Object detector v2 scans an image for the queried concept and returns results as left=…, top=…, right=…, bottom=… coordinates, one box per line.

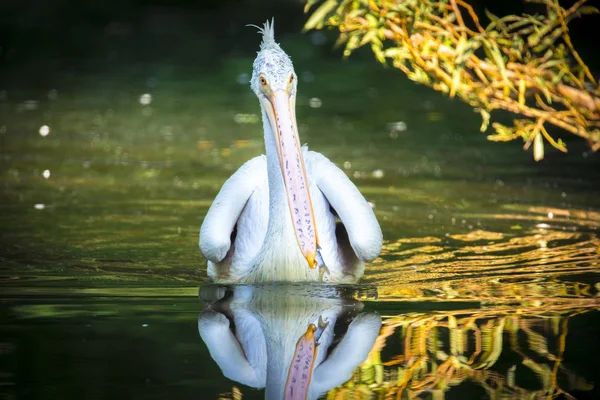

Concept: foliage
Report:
left=304, top=0, right=600, bottom=160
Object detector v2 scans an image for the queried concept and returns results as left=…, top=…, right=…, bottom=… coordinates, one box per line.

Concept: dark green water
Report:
left=1, top=8, right=599, bottom=399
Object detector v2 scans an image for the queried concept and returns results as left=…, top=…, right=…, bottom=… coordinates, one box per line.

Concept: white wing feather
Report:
left=308, top=151, right=383, bottom=262
left=199, top=156, right=266, bottom=263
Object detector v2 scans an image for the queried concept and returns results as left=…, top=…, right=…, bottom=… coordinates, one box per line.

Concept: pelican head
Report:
left=249, top=20, right=320, bottom=270
left=250, top=20, right=297, bottom=100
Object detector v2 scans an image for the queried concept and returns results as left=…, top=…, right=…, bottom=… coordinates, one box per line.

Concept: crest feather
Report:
left=247, top=18, right=277, bottom=49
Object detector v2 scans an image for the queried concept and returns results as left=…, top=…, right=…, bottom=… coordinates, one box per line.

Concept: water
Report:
left=1, top=10, right=599, bottom=399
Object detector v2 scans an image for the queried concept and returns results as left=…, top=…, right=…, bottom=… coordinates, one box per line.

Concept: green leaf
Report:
left=359, top=29, right=378, bottom=47
left=366, top=14, right=379, bottom=28
left=485, top=9, right=507, bottom=33
left=304, top=0, right=338, bottom=31
left=527, top=27, right=541, bottom=47
left=347, top=8, right=366, bottom=19
left=479, top=109, right=491, bottom=132
left=344, top=34, right=361, bottom=57
left=304, top=0, right=322, bottom=13
left=372, top=43, right=386, bottom=64
left=482, top=38, right=511, bottom=91
left=577, top=6, right=599, bottom=15
left=534, top=76, right=552, bottom=103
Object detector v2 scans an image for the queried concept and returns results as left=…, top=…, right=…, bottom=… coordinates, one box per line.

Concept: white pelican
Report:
left=199, top=20, right=382, bottom=283
left=198, top=284, right=382, bottom=399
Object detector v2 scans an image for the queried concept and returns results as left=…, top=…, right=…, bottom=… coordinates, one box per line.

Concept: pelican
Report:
left=198, top=284, right=382, bottom=399
left=199, top=20, right=382, bottom=283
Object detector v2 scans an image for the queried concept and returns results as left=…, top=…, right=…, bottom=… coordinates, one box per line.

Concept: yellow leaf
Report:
left=449, top=68, right=461, bottom=98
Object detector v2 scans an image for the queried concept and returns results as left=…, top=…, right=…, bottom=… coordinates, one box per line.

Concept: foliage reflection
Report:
left=329, top=304, right=596, bottom=399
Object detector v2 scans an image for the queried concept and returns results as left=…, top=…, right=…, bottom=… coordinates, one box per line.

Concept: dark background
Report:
left=1, top=0, right=598, bottom=87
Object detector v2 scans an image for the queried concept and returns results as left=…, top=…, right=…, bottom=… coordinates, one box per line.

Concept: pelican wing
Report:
left=199, top=156, right=266, bottom=263
left=309, top=151, right=382, bottom=262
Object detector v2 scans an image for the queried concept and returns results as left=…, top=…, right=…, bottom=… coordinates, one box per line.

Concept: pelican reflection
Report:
left=198, top=283, right=381, bottom=399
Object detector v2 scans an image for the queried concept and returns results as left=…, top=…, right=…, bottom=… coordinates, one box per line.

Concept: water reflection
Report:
left=331, top=304, right=597, bottom=399
left=370, top=220, right=599, bottom=302
left=198, top=284, right=381, bottom=399
left=200, top=284, right=598, bottom=399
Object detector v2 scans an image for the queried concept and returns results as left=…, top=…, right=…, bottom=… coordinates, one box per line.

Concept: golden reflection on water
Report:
left=326, top=304, right=597, bottom=399
left=369, top=206, right=599, bottom=304
left=214, top=303, right=598, bottom=399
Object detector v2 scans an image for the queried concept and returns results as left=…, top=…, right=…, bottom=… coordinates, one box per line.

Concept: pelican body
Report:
left=199, top=20, right=382, bottom=283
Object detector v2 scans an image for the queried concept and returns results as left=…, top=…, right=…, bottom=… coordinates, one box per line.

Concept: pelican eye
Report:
left=289, top=74, right=294, bottom=84
left=260, top=75, right=267, bottom=86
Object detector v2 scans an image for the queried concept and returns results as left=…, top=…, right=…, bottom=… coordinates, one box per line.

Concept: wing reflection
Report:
left=198, top=284, right=382, bottom=399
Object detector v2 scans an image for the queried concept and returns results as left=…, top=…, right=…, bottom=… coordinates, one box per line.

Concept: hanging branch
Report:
left=304, top=0, right=600, bottom=160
